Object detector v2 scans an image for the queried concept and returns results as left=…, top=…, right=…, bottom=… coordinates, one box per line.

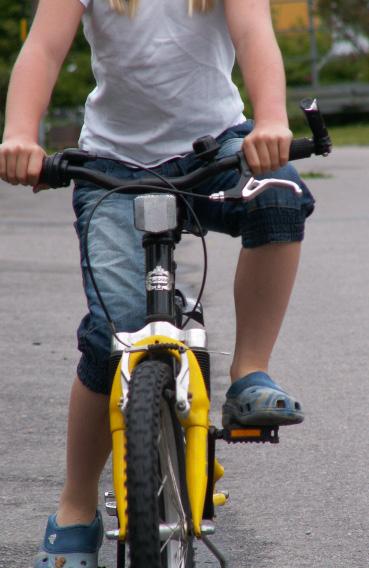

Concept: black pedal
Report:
left=216, top=426, right=279, bottom=444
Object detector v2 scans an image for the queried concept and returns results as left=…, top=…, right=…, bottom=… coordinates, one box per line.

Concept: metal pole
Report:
left=307, top=0, right=319, bottom=87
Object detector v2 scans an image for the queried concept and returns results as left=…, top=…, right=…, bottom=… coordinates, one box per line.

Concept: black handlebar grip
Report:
left=300, top=98, right=328, bottom=138
left=37, top=157, right=49, bottom=185
left=38, top=153, right=70, bottom=188
left=289, top=137, right=315, bottom=161
left=300, top=98, right=332, bottom=155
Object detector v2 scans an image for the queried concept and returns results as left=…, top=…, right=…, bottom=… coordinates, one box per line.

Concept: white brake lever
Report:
left=242, top=177, right=302, bottom=201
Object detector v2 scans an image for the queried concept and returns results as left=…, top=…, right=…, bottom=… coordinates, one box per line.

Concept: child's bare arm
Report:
left=225, top=0, right=292, bottom=174
left=0, top=0, right=84, bottom=186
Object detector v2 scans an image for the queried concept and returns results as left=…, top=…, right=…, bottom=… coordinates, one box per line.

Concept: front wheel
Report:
left=125, top=359, right=195, bottom=568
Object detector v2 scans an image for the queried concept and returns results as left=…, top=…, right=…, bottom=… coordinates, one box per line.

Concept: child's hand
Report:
left=242, top=122, right=292, bottom=176
left=0, top=137, right=46, bottom=190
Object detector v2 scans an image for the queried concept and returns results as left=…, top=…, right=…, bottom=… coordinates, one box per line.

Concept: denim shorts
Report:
left=73, top=120, right=315, bottom=394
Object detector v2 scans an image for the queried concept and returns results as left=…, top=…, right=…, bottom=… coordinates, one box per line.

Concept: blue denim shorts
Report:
left=73, top=120, right=315, bottom=394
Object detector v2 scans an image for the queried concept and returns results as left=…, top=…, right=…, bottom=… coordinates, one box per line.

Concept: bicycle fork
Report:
left=108, top=334, right=210, bottom=538
left=107, top=331, right=279, bottom=568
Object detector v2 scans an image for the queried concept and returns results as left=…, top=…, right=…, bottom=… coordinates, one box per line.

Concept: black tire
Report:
left=125, top=359, right=195, bottom=568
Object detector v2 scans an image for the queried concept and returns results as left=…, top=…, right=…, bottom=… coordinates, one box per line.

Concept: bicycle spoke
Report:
left=158, top=474, right=168, bottom=498
left=161, top=534, right=187, bottom=568
left=160, top=521, right=181, bottom=551
left=160, top=419, right=186, bottom=523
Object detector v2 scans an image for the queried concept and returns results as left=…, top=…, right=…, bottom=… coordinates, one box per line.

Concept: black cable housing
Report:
left=82, top=180, right=208, bottom=346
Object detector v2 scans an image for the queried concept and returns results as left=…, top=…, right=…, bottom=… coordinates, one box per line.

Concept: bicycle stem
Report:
left=143, top=231, right=178, bottom=325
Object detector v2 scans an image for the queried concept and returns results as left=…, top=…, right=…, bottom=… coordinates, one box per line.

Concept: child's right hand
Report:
left=0, top=137, right=46, bottom=189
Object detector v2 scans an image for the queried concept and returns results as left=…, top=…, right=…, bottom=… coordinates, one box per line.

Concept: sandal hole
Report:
left=276, top=399, right=286, bottom=409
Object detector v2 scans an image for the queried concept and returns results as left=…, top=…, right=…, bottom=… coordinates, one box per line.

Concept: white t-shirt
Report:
left=78, top=0, right=245, bottom=166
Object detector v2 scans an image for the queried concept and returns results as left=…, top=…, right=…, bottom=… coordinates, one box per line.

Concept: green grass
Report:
left=292, top=121, right=369, bottom=146
left=298, top=171, right=333, bottom=179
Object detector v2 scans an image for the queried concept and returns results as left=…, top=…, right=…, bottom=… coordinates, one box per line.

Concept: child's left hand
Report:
left=242, top=122, right=293, bottom=176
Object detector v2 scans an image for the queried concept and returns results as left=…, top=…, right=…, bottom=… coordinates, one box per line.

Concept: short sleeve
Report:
left=79, top=0, right=90, bottom=7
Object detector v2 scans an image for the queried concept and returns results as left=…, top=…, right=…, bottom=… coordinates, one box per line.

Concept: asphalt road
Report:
left=0, top=147, right=368, bottom=568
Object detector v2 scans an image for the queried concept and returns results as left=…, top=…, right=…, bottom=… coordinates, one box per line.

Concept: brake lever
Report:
left=209, top=151, right=302, bottom=202
left=209, top=151, right=251, bottom=201
left=241, top=177, right=302, bottom=201
left=210, top=174, right=302, bottom=202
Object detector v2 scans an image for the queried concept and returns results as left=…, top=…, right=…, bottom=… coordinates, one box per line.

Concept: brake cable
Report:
left=82, top=177, right=210, bottom=347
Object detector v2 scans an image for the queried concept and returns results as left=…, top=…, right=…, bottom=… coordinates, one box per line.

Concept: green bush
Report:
left=0, top=3, right=23, bottom=114
left=277, top=32, right=332, bottom=86
left=320, top=54, right=369, bottom=84
left=0, top=14, right=93, bottom=134
left=51, top=51, right=94, bottom=108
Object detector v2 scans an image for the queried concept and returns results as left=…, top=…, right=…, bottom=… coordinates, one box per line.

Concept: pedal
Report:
left=215, top=426, right=279, bottom=444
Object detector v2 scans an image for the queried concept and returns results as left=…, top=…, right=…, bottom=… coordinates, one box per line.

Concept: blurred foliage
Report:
left=277, top=32, right=330, bottom=86
left=1, top=0, right=368, bottom=137
left=0, top=0, right=93, bottom=135
left=278, top=34, right=369, bottom=86
left=318, top=0, right=369, bottom=39
left=0, top=2, right=23, bottom=114
left=232, top=14, right=368, bottom=106
left=322, top=54, right=369, bottom=83
left=51, top=24, right=94, bottom=108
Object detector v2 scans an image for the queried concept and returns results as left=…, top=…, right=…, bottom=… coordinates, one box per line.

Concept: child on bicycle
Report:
left=0, top=0, right=314, bottom=565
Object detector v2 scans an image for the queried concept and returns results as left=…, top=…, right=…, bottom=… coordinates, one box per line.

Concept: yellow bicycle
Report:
left=41, top=99, right=331, bottom=568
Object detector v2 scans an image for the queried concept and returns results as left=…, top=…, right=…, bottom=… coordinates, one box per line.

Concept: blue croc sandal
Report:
left=222, top=371, right=304, bottom=428
left=33, top=511, right=103, bottom=568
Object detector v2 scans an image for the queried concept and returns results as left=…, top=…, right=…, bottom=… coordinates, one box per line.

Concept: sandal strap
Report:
left=226, top=371, right=285, bottom=399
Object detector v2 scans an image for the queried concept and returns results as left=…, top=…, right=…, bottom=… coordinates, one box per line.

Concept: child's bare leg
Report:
left=57, top=378, right=111, bottom=526
left=230, top=242, right=301, bottom=381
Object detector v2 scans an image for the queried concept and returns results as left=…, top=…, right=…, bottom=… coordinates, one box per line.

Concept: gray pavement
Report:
left=0, top=147, right=368, bottom=567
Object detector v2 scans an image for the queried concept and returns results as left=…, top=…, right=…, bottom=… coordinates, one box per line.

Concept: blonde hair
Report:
left=108, top=0, right=214, bottom=17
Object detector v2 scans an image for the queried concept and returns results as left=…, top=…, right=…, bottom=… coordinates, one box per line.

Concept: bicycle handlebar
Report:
left=39, top=98, right=332, bottom=193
